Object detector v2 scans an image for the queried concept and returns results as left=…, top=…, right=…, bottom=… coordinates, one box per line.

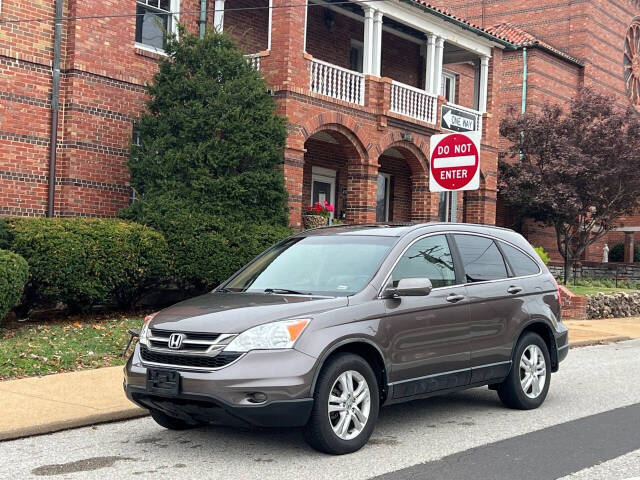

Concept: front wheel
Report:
left=304, top=353, right=379, bottom=454
left=497, top=332, right=551, bottom=410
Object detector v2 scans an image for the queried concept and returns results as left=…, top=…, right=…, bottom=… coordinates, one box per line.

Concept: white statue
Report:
left=603, top=243, right=609, bottom=263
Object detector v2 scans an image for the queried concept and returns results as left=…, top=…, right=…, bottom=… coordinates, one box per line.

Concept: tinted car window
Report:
left=391, top=235, right=457, bottom=288
left=500, top=242, right=541, bottom=277
left=454, top=234, right=508, bottom=282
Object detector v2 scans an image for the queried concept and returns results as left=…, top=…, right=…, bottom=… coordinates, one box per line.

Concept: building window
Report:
left=135, top=0, right=179, bottom=51
left=376, top=173, right=391, bottom=222
left=441, top=70, right=456, bottom=103
left=350, top=40, right=364, bottom=73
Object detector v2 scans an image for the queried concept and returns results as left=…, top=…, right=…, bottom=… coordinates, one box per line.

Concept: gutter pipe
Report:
left=47, top=0, right=63, bottom=217
left=200, top=0, right=207, bottom=38
left=521, top=47, right=528, bottom=115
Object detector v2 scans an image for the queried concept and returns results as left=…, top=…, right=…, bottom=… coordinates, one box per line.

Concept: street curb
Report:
left=0, top=407, right=148, bottom=442
left=569, top=336, right=632, bottom=348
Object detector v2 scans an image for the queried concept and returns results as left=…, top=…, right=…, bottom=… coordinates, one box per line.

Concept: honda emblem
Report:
left=168, top=333, right=185, bottom=350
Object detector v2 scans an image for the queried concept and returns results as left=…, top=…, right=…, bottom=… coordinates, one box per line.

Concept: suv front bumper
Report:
left=124, top=343, right=316, bottom=427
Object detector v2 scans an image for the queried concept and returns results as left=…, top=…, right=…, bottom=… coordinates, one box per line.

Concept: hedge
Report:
left=0, top=249, right=29, bottom=323
left=121, top=196, right=292, bottom=291
left=5, top=218, right=170, bottom=311
left=609, top=242, right=640, bottom=263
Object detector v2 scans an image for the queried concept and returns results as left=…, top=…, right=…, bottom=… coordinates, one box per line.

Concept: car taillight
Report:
left=550, top=271, right=562, bottom=312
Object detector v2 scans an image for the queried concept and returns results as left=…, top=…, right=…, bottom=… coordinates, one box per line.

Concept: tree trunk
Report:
left=563, top=234, right=570, bottom=285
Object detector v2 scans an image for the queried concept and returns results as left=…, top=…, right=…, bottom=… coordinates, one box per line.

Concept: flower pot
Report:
left=302, top=214, right=328, bottom=230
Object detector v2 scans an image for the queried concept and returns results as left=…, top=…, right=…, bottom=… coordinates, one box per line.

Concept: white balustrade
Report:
left=245, top=53, right=261, bottom=70
left=310, top=58, right=365, bottom=105
left=390, top=80, right=438, bottom=124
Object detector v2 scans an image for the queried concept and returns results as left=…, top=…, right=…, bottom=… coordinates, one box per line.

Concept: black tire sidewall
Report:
left=502, top=332, right=552, bottom=409
left=306, top=353, right=380, bottom=454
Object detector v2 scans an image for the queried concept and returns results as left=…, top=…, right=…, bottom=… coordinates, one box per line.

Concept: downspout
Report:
left=47, top=0, right=63, bottom=217
left=199, top=0, right=207, bottom=39
left=521, top=47, right=528, bottom=115
left=519, top=47, right=527, bottom=161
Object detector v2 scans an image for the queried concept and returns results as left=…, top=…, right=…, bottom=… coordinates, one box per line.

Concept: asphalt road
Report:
left=2, top=339, right=640, bottom=480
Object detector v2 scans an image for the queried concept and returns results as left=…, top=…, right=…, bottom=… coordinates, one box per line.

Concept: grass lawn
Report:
left=565, top=285, right=640, bottom=296
left=0, top=315, right=143, bottom=380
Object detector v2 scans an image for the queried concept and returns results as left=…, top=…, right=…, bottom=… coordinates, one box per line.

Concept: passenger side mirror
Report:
left=383, top=278, right=433, bottom=298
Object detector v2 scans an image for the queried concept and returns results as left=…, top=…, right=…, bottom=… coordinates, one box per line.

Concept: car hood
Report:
left=149, top=292, right=348, bottom=334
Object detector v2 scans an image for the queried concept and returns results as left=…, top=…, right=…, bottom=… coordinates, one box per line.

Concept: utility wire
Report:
left=0, top=0, right=389, bottom=26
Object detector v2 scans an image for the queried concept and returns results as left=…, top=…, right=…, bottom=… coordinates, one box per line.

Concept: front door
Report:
left=382, top=234, right=471, bottom=399
left=311, top=167, right=336, bottom=218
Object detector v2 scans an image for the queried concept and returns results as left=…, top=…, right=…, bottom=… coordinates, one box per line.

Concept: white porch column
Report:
left=478, top=55, right=490, bottom=112
left=214, top=0, right=225, bottom=31
left=267, top=0, right=273, bottom=50
left=433, top=37, right=445, bottom=96
left=424, top=34, right=436, bottom=92
left=363, top=7, right=375, bottom=75
left=372, top=10, right=383, bottom=76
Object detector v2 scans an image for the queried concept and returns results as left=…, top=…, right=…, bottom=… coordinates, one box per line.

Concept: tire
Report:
left=497, top=332, right=551, bottom=410
left=304, top=353, right=380, bottom=454
left=150, top=409, right=205, bottom=430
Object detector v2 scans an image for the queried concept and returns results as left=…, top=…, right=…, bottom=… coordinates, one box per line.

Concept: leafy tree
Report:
left=127, top=28, right=288, bottom=225
left=499, top=88, right=640, bottom=283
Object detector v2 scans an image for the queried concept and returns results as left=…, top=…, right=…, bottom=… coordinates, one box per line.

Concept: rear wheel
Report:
left=304, top=353, right=379, bottom=454
left=497, top=332, right=551, bottom=410
left=150, top=409, right=205, bottom=430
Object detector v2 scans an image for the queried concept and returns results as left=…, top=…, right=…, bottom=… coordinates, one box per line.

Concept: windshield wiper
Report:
left=264, top=288, right=310, bottom=295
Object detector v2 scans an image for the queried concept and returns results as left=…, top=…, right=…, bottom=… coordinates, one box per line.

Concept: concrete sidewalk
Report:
left=1, top=317, right=638, bottom=442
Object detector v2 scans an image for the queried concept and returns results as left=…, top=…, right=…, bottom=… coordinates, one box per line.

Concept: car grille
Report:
left=140, top=345, right=242, bottom=369
left=148, top=329, right=229, bottom=354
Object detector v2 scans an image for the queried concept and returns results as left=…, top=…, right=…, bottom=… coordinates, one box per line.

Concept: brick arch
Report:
left=375, top=132, right=430, bottom=173
left=374, top=140, right=429, bottom=177
left=294, top=112, right=371, bottom=163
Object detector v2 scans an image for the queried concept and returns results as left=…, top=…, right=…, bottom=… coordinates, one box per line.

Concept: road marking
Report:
left=370, top=402, right=640, bottom=480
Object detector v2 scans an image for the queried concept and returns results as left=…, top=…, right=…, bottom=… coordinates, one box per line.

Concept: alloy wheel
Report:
left=327, top=370, right=371, bottom=440
left=519, top=344, right=547, bottom=399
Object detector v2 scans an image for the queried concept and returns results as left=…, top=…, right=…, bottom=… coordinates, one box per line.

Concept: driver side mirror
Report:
left=382, top=277, right=433, bottom=298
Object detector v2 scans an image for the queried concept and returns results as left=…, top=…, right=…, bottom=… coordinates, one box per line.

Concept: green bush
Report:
left=6, top=218, right=169, bottom=310
left=0, top=249, right=28, bottom=322
left=0, top=219, right=12, bottom=250
left=609, top=242, right=640, bottom=263
left=533, top=246, right=550, bottom=265
left=121, top=195, right=291, bottom=291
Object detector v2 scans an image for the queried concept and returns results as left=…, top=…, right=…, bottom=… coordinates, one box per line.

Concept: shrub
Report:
left=6, top=218, right=169, bottom=310
left=0, top=219, right=12, bottom=250
left=609, top=242, right=640, bottom=263
left=533, top=246, right=550, bottom=265
left=121, top=195, right=291, bottom=291
left=0, top=249, right=28, bottom=323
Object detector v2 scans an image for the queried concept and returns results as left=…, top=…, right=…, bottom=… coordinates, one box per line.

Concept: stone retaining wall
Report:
left=587, top=292, right=640, bottom=319
left=548, top=262, right=640, bottom=281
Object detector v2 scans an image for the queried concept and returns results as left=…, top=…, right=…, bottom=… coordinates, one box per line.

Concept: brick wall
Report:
left=224, top=0, right=269, bottom=54
left=559, top=285, right=588, bottom=320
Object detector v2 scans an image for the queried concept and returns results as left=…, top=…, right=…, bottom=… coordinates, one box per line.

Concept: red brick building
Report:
left=0, top=0, right=638, bottom=261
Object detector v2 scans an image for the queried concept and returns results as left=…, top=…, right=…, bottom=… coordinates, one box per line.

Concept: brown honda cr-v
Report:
left=124, top=223, right=568, bottom=454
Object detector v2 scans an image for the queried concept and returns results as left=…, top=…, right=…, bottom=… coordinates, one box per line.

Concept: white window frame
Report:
left=350, top=39, right=364, bottom=73
left=134, top=0, right=180, bottom=54
left=311, top=166, right=337, bottom=219
left=441, top=69, right=456, bottom=104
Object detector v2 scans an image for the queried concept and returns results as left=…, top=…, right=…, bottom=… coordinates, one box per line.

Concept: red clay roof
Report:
left=408, top=2, right=514, bottom=45
left=486, top=22, right=584, bottom=65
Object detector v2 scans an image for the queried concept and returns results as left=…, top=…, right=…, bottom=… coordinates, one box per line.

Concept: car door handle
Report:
left=507, top=286, right=523, bottom=295
left=446, top=293, right=465, bottom=303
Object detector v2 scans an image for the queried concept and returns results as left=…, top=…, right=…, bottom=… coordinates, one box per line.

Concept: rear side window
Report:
left=454, top=234, right=508, bottom=282
left=500, top=242, right=541, bottom=277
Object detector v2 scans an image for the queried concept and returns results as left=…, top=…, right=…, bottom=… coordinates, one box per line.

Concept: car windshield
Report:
left=223, top=235, right=397, bottom=296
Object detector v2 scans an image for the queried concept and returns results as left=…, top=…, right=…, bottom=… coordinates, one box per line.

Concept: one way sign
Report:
left=441, top=105, right=479, bottom=133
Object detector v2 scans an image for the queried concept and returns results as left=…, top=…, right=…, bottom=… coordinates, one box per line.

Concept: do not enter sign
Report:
left=429, top=131, right=481, bottom=192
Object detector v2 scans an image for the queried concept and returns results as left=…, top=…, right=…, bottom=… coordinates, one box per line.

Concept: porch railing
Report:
left=310, top=58, right=364, bottom=105
left=390, top=80, right=438, bottom=124
left=444, top=102, right=483, bottom=132
left=245, top=53, right=261, bottom=70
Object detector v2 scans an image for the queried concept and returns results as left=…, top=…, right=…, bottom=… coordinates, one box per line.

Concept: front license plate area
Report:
left=146, top=368, right=180, bottom=396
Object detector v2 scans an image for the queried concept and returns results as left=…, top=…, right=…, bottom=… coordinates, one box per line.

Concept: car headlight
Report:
left=223, top=319, right=311, bottom=353
left=139, top=313, right=157, bottom=346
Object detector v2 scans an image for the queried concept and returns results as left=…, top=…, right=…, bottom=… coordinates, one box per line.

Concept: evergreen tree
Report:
left=127, top=28, right=288, bottom=225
